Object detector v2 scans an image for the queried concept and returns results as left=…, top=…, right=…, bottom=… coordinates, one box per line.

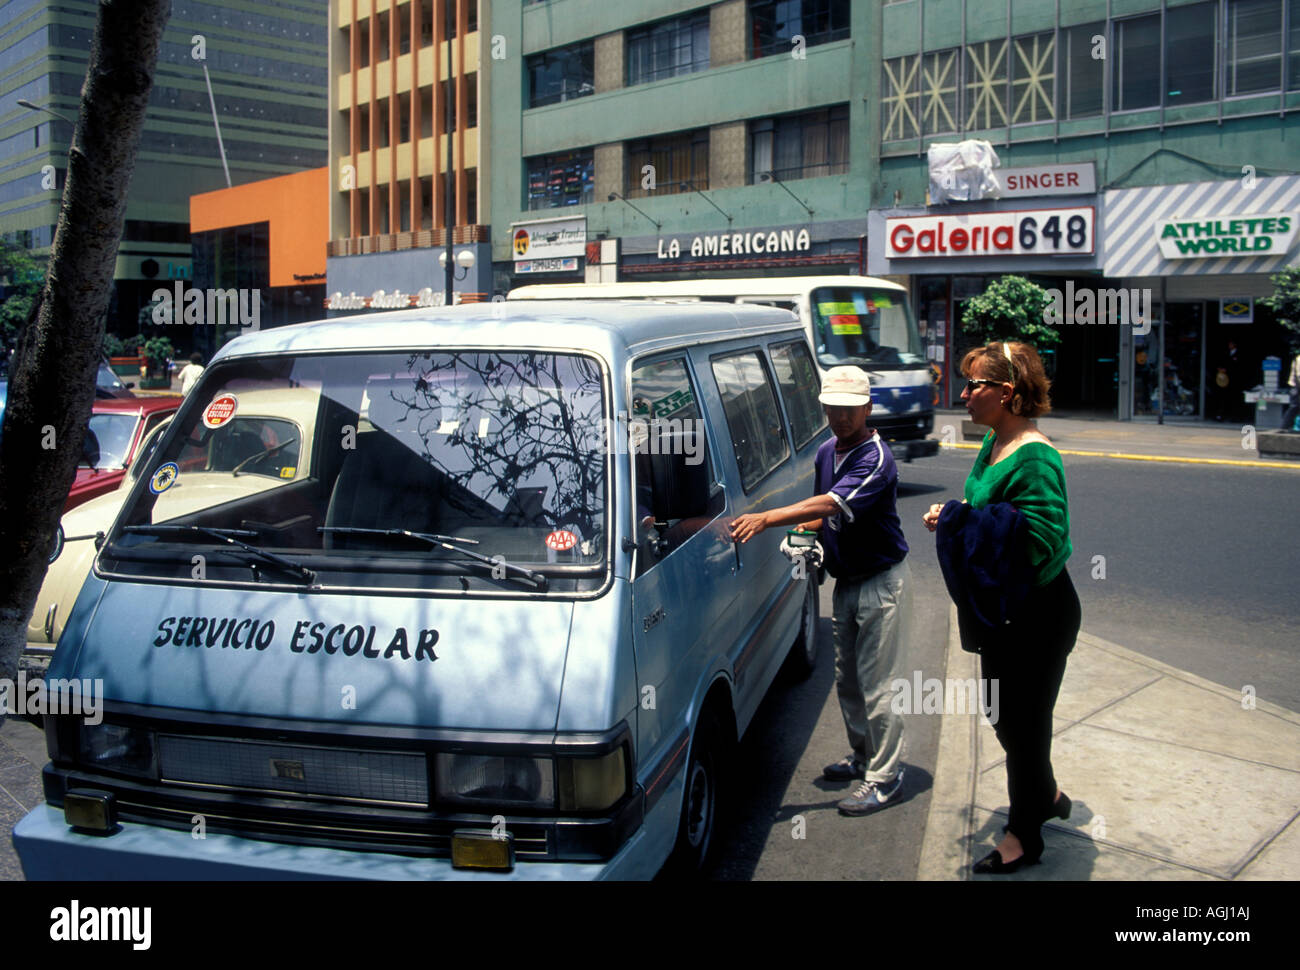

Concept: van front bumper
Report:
left=13, top=803, right=652, bottom=881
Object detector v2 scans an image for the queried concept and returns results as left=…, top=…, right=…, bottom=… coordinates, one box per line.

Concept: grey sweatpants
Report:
left=830, top=559, right=911, bottom=784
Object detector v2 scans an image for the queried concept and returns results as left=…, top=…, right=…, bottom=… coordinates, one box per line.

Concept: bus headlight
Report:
left=79, top=723, right=157, bottom=778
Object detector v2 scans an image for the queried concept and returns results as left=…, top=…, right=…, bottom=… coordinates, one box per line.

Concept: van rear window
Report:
left=768, top=339, right=826, bottom=450
left=710, top=350, right=790, bottom=492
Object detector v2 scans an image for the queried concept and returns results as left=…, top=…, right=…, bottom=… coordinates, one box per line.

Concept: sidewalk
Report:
left=918, top=604, right=1300, bottom=880
left=931, top=409, right=1300, bottom=467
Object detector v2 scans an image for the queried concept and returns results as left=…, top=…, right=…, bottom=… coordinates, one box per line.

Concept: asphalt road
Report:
left=702, top=445, right=1299, bottom=880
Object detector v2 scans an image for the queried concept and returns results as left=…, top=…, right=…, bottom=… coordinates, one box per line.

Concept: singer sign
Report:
left=886, top=207, right=1095, bottom=258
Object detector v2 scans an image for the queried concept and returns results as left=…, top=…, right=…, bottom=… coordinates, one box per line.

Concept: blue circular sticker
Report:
left=149, top=461, right=180, bottom=495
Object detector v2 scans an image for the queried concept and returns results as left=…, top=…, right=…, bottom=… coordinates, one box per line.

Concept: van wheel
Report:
left=784, top=575, right=819, bottom=680
left=664, top=712, right=722, bottom=877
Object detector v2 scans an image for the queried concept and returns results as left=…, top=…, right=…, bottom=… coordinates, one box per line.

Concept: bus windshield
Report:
left=809, top=286, right=925, bottom=369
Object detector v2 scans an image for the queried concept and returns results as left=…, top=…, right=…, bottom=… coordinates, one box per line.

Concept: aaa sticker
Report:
left=149, top=461, right=180, bottom=494
left=202, top=393, right=238, bottom=429
left=545, top=529, right=577, bottom=551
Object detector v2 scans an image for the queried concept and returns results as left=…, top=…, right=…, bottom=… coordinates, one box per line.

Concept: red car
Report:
left=68, top=396, right=181, bottom=511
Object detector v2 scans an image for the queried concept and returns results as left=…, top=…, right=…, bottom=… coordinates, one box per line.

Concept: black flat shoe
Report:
left=1053, top=792, right=1072, bottom=820
left=972, top=849, right=1041, bottom=875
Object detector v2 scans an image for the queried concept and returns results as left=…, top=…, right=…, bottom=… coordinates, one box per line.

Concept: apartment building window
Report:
left=1167, top=2, right=1217, bottom=104
left=626, top=130, right=709, bottom=197
left=526, top=149, right=595, bottom=209
left=1062, top=22, right=1104, bottom=118
left=1010, top=32, right=1055, bottom=123
left=1229, top=0, right=1283, bottom=94
left=358, top=19, right=370, bottom=68
left=749, top=0, right=849, bottom=57
left=1112, top=14, right=1161, bottom=111
left=527, top=42, right=595, bottom=107
left=881, top=54, right=920, bottom=140
left=964, top=39, right=1008, bottom=130
left=749, top=105, right=848, bottom=182
left=922, top=49, right=960, bottom=135
left=627, top=11, right=710, bottom=84
left=467, top=73, right=478, bottom=128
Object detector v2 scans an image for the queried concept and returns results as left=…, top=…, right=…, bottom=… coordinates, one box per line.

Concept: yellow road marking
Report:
left=937, top=441, right=1300, bottom=469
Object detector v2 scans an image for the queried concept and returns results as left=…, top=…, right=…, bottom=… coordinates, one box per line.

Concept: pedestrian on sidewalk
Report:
left=178, top=352, right=205, bottom=396
left=731, top=366, right=911, bottom=816
left=1280, top=351, right=1300, bottom=432
left=923, top=342, right=1080, bottom=874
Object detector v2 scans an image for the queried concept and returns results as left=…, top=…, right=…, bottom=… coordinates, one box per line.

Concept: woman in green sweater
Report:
left=923, top=340, right=1081, bottom=874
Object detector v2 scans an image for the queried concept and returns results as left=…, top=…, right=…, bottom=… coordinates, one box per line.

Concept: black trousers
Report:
left=971, top=569, right=1081, bottom=855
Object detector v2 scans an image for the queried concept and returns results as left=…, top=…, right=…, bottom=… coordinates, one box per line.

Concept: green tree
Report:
left=0, top=241, right=45, bottom=357
left=959, top=275, right=1061, bottom=349
left=1259, top=265, right=1300, bottom=347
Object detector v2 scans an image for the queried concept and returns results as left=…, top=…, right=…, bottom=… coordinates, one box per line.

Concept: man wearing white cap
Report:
left=731, top=366, right=911, bottom=815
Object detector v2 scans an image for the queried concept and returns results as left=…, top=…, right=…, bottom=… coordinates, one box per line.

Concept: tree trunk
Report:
left=0, top=0, right=172, bottom=710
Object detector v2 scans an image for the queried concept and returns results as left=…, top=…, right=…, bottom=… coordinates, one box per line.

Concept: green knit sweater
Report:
left=964, top=431, right=1072, bottom=585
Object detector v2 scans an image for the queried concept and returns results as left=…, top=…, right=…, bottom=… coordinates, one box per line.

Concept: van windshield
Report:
left=810, top=286, right=925, bottom=369
left=103, top=350, right=608, bottom=592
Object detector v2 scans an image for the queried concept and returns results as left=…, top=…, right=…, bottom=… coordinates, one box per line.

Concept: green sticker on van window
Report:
left=829, top=315, right=863, bottom=335
left=818, top=302, right=857, bottom=316
left=871, top=293, right=893, bottom=308
left=650, top=388, right=694, bottom=418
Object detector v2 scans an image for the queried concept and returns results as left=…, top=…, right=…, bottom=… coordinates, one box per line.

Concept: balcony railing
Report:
left=328, top=225, right=488, bottom=258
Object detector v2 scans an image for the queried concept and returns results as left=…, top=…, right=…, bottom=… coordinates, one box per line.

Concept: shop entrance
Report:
left=1134, top=301, right=1203, bottom=417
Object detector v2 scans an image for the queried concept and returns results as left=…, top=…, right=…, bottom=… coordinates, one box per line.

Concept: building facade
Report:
left=326, top=0, right=490, bottom=308
left=0, top=0, right=329, bottom=332
left=488, top=0, right=877, bottom=292
left=871, top=0, right=1300, bottom=416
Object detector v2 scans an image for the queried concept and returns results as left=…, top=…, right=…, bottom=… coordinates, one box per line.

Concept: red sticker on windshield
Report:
left=545, top=530, right=577, bottom=552
left=202, top=393, right=238, bottom=429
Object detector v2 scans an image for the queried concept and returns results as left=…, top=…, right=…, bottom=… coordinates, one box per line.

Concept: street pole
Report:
left=443, top=0, right=455, bottom=307
left=1157, top=276, right=1166, bottom=425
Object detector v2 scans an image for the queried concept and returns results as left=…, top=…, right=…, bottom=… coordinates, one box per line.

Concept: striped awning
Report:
left=1103, top=175, right=1300, bottom=279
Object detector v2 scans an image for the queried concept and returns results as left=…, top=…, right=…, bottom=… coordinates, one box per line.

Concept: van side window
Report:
left=769, top=339, right=826, bottom=450
left=710, top=350, right=790, bottom=492
left=631, top=356, right=722, bottom=574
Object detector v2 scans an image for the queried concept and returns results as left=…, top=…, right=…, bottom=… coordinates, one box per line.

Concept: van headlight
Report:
left=79, top=723, right=157, bottom=778
left=435, top=753, right=554, bottom=808
left=434, top=747, right=628, bottom=812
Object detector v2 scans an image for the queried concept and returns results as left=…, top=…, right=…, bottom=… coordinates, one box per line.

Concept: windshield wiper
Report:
left=122, top=525, right=317, bottom=584
left=318, top=527, right=548, bottom=590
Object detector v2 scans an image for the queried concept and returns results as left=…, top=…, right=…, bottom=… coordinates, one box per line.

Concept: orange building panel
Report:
left=191, top=168, right=329, bottom=289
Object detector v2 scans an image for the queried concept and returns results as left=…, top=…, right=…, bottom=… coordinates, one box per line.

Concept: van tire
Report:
left=784, top=575, right=819, bottom=680
left=664, top=710, right=723, bottom=877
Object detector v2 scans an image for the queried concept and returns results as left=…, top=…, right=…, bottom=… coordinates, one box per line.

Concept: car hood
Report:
left=53, top=579, right=575, bottom=732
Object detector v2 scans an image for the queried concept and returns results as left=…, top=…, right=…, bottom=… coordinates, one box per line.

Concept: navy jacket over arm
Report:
left=934, top=499, right=1033, bottom=650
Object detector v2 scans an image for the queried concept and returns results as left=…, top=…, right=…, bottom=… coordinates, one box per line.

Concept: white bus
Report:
left=509, top=275, right=940, bottom=462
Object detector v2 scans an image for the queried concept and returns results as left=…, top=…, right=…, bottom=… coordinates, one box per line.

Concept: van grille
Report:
left=158, top=735, right=429, bottom=806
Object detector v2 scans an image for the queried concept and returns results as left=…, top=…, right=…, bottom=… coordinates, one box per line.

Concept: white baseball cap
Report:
left=818, top=366, right=872, bottom=406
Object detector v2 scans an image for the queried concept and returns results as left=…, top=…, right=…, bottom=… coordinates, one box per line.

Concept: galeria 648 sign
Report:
left=886, top=207, right=1095, bottom=258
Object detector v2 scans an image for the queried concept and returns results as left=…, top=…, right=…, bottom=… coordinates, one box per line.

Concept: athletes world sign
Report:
left=1156, top=212, right=1298, bottom=259
left=886, top=207, right=1095, bottom=258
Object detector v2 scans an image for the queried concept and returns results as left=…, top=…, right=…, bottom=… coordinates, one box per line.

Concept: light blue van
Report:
left=13, top=301, right=826, bottom=880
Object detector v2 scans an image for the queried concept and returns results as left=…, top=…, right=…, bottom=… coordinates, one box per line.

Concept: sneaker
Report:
left=822, top=756, right=866, bottom=781
left=837, top=770, right=905, bottom=816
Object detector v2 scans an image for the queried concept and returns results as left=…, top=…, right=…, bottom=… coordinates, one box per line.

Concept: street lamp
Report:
left=17, top=99, right=75, bottom=126
left=439, top=248, right=475, bottom=285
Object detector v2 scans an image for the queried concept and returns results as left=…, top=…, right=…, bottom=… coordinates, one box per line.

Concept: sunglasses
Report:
left=963, top=378, right=1004, bottom=393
